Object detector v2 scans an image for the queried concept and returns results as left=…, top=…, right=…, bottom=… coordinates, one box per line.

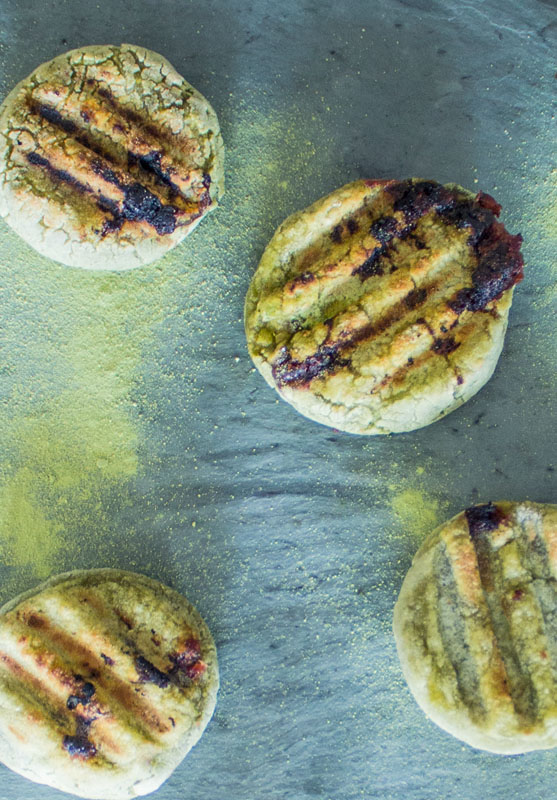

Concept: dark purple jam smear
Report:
left=63, top=733, right=96, bottom=758
left=67, top=681, right=95, bottom=710
left=465, top=502, right=506, bottom=538
left=272, top=341, right=352, bottom=387
left=63, top=717, right=96, bottom=759
left=91, top=160, right=177, bottom=235
left=449, top=222, right=524, bottom=313
left=134, top=655, right=170, bottom=688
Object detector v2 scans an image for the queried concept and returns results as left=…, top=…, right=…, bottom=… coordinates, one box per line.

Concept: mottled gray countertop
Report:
left=0, top=0, right=556, bottom=798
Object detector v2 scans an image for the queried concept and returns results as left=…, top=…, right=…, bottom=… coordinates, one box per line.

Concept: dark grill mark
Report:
left=169, top=638, right=206, bottom=682
left=170, top=638, right=201, bottom=668
left=26, top=99, right=193, bottom=236
left=26, top=152, right=91, bottom=196
left=353, top=249, right=385, bottom=279
left=91, top=159, right=177, bottom=235
left=354, top=203, right=437, bottom=280
left=135, top=655, right=170, bottom=688
left=95, top=86, right=177, bottom=147
left=100, top=652, right=115, bottom=666
left=270, top=180, right=523, bottom=389
left=369, top=216, right=398, bottom=244
left=389, top=179, right=453, bottom=223
left=128, top=149, right=182, bottom=196
left=404, top=287, right=427, bottom=309
left=272, top=289, right=433, bottom=388
left=347, top=217, right=359, bottom=234
left=432, top=336, right=459, bottom=355
left=35, top=103, right=77, bottom=134
left=134, top=638, right=205, bottom=689
left=294, top=272, right=316, bottom=286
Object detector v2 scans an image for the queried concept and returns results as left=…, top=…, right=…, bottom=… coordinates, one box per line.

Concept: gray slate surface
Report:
left=0, top=0, right=556, bottom=798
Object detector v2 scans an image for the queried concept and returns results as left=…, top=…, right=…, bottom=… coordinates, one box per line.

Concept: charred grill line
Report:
left=134, top=639, right=206, bottom=689
left=466, top=505, right=539, bottom=724
left=135, top=655, right=170, bottom=689
left=30, top=98, right=192, bottom=201
left=26, top=151, right=92, bottom=196
left=24, top=97, right=213, bottom=236
left=273, top=283, right=449, bottom=389
left=6, top=610, right=172, bottom=738
left=270, top=182, right=522, bottom=390
left=95, top=86, right=180, bottom=150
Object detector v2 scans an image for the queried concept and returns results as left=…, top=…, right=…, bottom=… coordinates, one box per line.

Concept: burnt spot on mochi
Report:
left=432, top=336, right=459, bottom=356
left=352, top=248, right=385, bottom=279
left=90, top=159, right=178, bottom=235
left=330, top=224, right=343, bottom=243
left=24, top=612, right=46, bottom=629
left=437, top=197, right=496, bottom=244
left=346, top=217, right=359, bottom=234
left=404, top=287, right=427, bottom=309
left=288, top=271, right=316, bottom=292
left=465, top=503, right=507, bottom=539
left=387, top=179, right=453, bottom=223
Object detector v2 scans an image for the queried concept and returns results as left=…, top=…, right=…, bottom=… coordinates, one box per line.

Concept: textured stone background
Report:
left=0, top=0, right=555, bottom=798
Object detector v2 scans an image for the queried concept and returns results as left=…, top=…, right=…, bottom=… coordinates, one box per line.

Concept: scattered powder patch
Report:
left=389, top=487, right=442, bottom=541
left=0, top=245, right=193, bottom=598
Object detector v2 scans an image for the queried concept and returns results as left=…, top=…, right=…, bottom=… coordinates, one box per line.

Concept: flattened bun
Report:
left=394, top=502, right=557, bottom=753
left=0, top=44, right=224, bottom=270
left=245, top=179, right=523, bottom=434
left=0, top=569, right=218, bottom=797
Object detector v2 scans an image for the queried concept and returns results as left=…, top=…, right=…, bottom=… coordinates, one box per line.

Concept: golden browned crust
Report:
left=0, top=569, right=218, bottom=797
left=0, top=44, right=224, bottom=270
left=393, top=502, right=557, bottom=753
left=245, top=179, right=523, bottom=434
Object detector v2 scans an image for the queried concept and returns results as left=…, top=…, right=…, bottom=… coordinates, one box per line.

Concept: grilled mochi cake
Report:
left=0, top=569, right=218, bottom=798
left=245, top=179, right=524, bottom=434
left=394, top=502, right=557, bottom=754
left=0, top=44, right=224, bottom=270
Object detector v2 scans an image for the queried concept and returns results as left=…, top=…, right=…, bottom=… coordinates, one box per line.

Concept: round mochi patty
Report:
left=394, top=502, right=557, bottom=754
left=0, top=569, right=218, bottom=798
left=0, top=44, right=224, bottom=270
left=245, top=179, right=524, bottom=434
